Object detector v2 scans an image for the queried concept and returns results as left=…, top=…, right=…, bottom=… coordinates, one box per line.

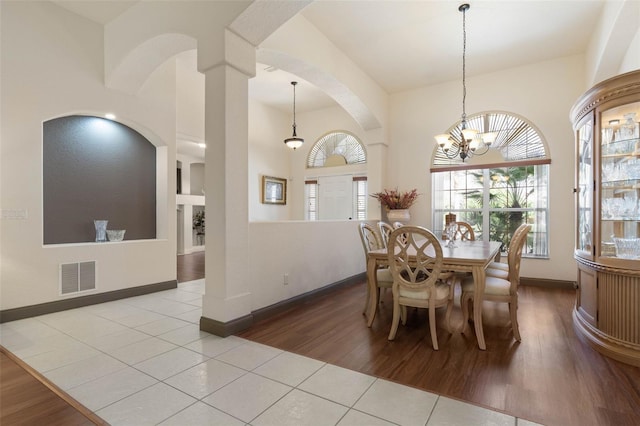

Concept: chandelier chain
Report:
left=461, top=5, right=467, bottom=124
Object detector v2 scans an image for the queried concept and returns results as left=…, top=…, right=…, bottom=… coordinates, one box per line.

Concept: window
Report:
left=431, top=112, right=550, bottom=257
left=353, top=177, right=368, bottom=220
left=307, top=131, right=366, bottom=168
left=305, top=180, right=318, bottom=221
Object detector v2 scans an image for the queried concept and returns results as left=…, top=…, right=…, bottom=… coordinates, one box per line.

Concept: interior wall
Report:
left=388, top=55, right=586, bottom=282
left=189, top=163, right=205, bottom=195
left=248, top=220, right=363, bottom=310
left=0, top=2, right=177, bottom=310
left=248, top=99, right=293, bottom=222
left=43, top=115, right=157, bottom=244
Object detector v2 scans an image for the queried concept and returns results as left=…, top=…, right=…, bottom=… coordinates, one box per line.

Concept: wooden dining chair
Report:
left=358, top=222, right=393, bottom=315
left=485, top=223, right=530, bottom=278
left=377, top=221, right=394, bottom=249
left=392, top=221, right=405, bottom=229
left=460, top=224, right=531, bottom=341
left=387, top=225, right=454, bottom=350
left=453, top=221, right=475, bottom=241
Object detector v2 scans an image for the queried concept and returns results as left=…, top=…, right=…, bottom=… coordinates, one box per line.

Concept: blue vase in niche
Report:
left=94, top=220, right=108, bottom=242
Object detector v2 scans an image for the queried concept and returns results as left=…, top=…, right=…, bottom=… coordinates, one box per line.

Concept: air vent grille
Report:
left=60, top=261, right=96, bottom=294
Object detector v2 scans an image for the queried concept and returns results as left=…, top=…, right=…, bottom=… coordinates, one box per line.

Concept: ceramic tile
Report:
left=159, top=401, right=245, bottom=426
left=354, top=378, right=438, bottom=425
left=108, top=337, right=177, bottom=365
left=185, top=334, right=246, bottom=358
left=2, top=331, right=77, bottom=359
left=0, top=318, right=61, bottom=340
left=337, top=409, right=397, bottom=426
left=82, top=301, right=147, bottom=320
left=158, top=289, right=202, bottom=303
left=96, top=382, right=196, bottom=426
left=174, top=308, right=202, bottom=323
left=134, top=347, right=207, bottom=380
left=22, top=341, right=101, bottom=372
left=134, top=317, right=191, bottom=336
left=178, top=279, right=205, bottom=294
left=157, top=324, right=210, bottom=346
left=149, top=300, right=200, bottom=316
left=253, top=388, right=349, bottom=426
left=67, top=367, right=157, bottom=411
left=202, top=372, right=291, bottom=423
left=43, top=353, right=127, bottom=390
left=114, top=310, right=166, bottom=328
left=299, top=363, right=376, bottom=407
left=427, top=396, right=516, bottom=426
left=81, top=328, right=150, bottom=352
left=253, top=351, right=325, bottom=387
left=214, top=341, right=282, bottom=371
left=164, top=358, right=246, bottom=399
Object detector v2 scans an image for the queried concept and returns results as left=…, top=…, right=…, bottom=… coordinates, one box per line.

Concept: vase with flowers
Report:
left=370, top=188, right=419, bottom=223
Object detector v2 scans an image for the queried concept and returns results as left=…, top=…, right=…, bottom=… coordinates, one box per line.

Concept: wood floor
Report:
left=237, top=282, right=640, bottom=426
left=0, top=346, right=106, bottom=425
left=177, top=251, right=205, bottom=283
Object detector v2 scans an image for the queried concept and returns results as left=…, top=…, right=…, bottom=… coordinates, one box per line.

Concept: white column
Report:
left=365, top=127, right=388, bottom=220
left=200, top=30, right=255, bottom=333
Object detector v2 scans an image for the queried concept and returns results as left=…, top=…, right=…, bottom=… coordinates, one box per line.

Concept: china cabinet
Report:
left=570, top=70, right=640, bottom=366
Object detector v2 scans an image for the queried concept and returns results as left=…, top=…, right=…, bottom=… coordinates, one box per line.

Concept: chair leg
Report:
left=388, top=300, right=401, bottom=341
left=429, top=306, right=439, bottom=350
left=461, top=292, right=472, bottom=333
left=445, top=301, right=453, bottom=334
left=509, top=297, right=521, bottom=342
left=400, top=305, right=407, bottom=325
left=363, top=282, right=370, bottom=315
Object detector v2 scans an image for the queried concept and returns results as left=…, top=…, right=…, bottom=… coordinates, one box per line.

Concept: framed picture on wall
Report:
left=262, top=176, right=287, bottom=205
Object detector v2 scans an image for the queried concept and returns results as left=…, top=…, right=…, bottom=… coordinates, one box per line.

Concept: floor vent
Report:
left=60, top=261, right=96, bottom=294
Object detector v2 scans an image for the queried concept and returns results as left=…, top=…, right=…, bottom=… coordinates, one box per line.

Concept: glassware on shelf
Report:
left=617, top=112, right=639, bottom=141
left=612, top=236, right=640, bottom=259
left=94, top=220, right=108, bottom=242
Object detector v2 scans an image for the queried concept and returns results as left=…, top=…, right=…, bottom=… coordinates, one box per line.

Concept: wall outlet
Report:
left=283, top=273, right=289, bottom=285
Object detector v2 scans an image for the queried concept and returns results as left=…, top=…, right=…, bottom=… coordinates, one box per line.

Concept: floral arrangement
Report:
left=370, top=188, right=419, bottom=210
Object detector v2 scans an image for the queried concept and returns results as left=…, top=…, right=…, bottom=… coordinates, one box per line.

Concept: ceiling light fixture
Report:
left=105, top=113, right=116, bottom=120
left=284, top=81, right=304, bottom=150
left=434, top=4, right=495, bottom=162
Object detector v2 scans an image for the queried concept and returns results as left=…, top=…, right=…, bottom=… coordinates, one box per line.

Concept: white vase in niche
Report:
left=94, top=220, right=108, bottom=242
left=387, top=209, right=410, bottom=224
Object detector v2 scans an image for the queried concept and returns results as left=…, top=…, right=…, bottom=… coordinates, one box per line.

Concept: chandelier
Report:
left=284, top=81, right=304, bottom=150
left=434, top=4, right=496, bottom=162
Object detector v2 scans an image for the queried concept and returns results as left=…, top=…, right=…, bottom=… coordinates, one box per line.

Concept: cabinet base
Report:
left=573, top=308, right=640, bottom=367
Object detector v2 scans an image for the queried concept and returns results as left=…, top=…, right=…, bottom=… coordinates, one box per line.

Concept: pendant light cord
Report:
left=292, top=82, right=298, bottom=137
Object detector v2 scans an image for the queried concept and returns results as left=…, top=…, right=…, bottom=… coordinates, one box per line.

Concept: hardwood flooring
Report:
left=237, top=282, right=640, bottom=426
left=0, top=346, right=106, bottom=425
left=177, top=251, right=205, bottom=283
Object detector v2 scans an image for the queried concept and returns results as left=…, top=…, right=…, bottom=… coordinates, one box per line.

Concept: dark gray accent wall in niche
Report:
left=43, top=115, right=157, bottom=244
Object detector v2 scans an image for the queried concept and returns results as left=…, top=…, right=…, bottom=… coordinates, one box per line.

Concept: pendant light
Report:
left=284, top=81, right=304, bottom=150
left=434, top=4, right=495, bottom=162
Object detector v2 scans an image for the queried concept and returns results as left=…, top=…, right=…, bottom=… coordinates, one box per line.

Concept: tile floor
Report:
left=0, top=280, right=541, bottom=426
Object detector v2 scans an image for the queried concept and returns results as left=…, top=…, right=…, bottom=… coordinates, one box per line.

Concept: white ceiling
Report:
left=52, top=0, right=606, bottom=157
left=52, top=0, right=605, bottom=111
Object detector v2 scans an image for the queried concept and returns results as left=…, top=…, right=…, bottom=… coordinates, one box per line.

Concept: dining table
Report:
left=366, top=238, right=502, bottom=350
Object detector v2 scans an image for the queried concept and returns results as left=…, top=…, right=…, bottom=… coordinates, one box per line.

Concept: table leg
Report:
left=472, top=265, right=487, bottom=350
left=366, top=256, right=379, bottom=327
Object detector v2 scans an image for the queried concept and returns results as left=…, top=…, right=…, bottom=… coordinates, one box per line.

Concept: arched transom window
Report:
left=307, top=131, right=366, bottom=168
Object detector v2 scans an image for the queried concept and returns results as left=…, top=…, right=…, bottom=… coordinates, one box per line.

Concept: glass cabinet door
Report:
left=600, top=101, right=640, bottom=260
left=576, top=117, right=594, bottom=258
